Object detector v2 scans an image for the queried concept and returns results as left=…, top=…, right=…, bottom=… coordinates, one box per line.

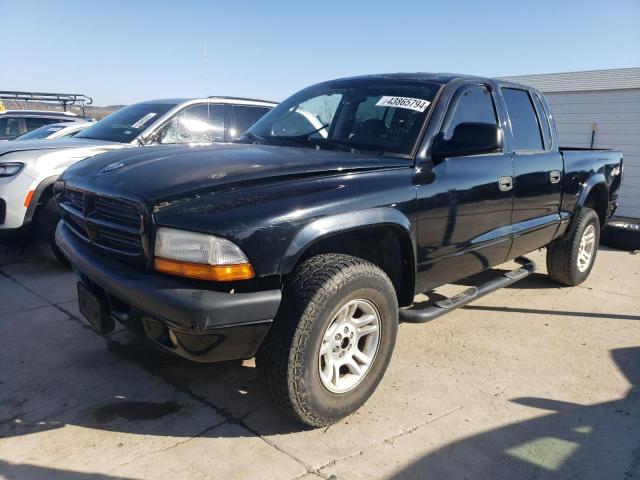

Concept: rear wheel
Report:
left=257, top=254, right=398, bottom=427
left=546, top=207, right=599, bottom=286
left=34, top=196, right=69, bottom=266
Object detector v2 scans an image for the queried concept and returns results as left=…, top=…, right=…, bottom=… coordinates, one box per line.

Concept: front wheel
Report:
left=34, top=196, right=69, bottom=266
left=257, top=254, right=398, bottom=427
left=546, top=207, right=600, bottom=286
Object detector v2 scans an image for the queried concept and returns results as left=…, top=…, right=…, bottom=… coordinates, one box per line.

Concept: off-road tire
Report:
left=546, top=207, right=599, bottom=286
left=34, top=196, right=69, bottom=266
left=256, top=254, right=398, bottom=427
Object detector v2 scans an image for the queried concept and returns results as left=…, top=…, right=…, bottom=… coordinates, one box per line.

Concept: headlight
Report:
left=154, top=227, right=254, bottom=281
left=0, top=162, right=24, bottom=177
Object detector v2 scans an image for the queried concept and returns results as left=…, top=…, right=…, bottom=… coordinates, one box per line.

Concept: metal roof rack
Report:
left=0, top=91, right=93, bottom=114
left=207, top=95, right=278, bottom=104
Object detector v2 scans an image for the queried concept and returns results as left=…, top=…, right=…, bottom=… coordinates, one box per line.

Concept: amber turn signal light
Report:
left=24, top=190, right=35, bottom=208
left=154, top=257, right=255, bottom=281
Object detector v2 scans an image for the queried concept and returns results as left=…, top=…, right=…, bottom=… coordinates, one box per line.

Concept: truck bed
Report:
left=559, top=148, right=623, bottom=220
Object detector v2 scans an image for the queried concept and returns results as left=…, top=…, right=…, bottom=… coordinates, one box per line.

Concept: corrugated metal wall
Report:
left=501, top=68, right=640, bottom=93
left=545, top=89, right=640, bottom=218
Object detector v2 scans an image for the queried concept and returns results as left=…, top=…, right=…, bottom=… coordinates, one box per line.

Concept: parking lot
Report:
left=0, top=245, right=638, bottom=480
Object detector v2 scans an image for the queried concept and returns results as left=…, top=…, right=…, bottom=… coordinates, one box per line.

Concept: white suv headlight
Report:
left=154, top=227, right=254, bottom=281
left=0, top=162, right=24, bottom=177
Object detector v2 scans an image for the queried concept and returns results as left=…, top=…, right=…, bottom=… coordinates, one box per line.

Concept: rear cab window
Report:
left=531, top=93, right=552, bottom=150
left=500, top=88, right=544, bottom=151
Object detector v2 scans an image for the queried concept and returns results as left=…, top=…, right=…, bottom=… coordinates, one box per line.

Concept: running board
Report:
left=399, top=257, right=536, bottom=324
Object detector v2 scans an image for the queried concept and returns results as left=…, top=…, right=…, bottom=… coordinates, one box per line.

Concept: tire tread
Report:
left=546, top=207, right=599, bottom=286
left=257, top=253, right=396, bottom=427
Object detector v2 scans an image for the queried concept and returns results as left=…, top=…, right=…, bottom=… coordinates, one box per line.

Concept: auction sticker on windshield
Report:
left=131, top=112, right=157, bottom=129
left=376, top=96, right=430, bottom=112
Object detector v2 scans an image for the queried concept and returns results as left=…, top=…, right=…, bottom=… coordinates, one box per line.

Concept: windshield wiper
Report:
left=275, top=125, right=360, bottom=153
left=308, top=137, right=359, bottom=153
left=238, top=132, right=269, bottom=145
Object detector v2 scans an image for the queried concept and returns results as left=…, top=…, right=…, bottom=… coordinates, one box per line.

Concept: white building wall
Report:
left=544, top=89, right=640, bottom=218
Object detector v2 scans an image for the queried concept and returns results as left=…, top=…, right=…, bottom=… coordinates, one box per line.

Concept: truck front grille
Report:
left=57, top=188, right=146, bottom=262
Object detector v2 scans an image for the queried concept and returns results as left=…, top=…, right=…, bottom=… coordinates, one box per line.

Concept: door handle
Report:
left=550, top=170, right=561, bottom=184
left=498, top=176, right=513, bottom=192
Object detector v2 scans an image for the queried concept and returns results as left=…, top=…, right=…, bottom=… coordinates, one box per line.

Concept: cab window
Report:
left=442, top=84, right=498, bottom=139
left=532, top=93, right=552, bottom=150
left=501, top=88, right=544, bottom=151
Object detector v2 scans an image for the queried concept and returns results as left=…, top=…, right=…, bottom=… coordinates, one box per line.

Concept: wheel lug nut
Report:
left=332, top=346, right=339, bottom=353
left=339, top=352, right=344, bottom=357
left=344, top=327, right=349, bottom=334
left=350, top=332, right=354, bottom=338
left=335, top=334, right=341, bottom=341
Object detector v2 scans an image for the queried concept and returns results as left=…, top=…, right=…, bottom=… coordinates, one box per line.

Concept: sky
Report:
left=1, top=0, right=639, bottom=106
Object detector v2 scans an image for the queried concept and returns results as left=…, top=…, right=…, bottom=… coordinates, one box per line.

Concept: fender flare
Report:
left=570, top=173, right=608, bottom=230
left=24, top=175, right=58, bottom=224
left=277, top=207, right=415, bottom=276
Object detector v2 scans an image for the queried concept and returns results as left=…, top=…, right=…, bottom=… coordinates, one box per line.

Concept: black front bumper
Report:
left=56, top=222, right=282, bottom=362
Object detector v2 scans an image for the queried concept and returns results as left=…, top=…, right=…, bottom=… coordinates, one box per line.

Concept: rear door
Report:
left=499, top=87, right=563, bottom=257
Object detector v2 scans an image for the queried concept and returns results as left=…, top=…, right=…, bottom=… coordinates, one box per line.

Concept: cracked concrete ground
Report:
left=0, top=245, right=639, bottom=479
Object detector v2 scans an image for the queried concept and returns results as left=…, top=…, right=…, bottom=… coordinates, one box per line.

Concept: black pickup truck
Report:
left=55, top=73, right=623, bottom=427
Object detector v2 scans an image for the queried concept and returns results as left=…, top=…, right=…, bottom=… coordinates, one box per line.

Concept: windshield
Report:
left=76, top=103, right=176, bottom=143
left=242, top=79, right=439, bottom=155
left=15, top=124, right=66, bottom=140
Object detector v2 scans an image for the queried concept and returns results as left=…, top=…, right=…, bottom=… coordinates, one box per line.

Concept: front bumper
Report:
left=56, top=222, right=282, bottom=362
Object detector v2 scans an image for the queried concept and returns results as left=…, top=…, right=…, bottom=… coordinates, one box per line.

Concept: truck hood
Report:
left=61, top=143, right=411, bottom=203
left=0, top=138, right=117, bottom=156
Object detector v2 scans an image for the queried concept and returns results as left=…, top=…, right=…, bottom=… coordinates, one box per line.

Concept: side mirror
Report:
left=431, top=122, right=502, bottom=162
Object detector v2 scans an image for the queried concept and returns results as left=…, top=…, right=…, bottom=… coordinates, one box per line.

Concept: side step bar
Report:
left=399, top=257, right=536, bottom=324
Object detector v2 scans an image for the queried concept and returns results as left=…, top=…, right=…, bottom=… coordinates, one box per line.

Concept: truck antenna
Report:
left=203, top=39, right=209, bottom=97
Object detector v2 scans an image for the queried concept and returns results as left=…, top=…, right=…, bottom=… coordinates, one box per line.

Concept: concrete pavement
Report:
left=0, top=246, right=639, bottom=479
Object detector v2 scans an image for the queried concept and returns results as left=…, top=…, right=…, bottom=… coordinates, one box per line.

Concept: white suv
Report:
left=0, top=96, right=276, bottom=262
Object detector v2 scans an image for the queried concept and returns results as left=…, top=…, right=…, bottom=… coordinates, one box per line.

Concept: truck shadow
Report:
left=462, top=304, right=640, bottom=321
left=2, top=333, right=639, bottom=479
left=1, top=331, right=308, bottom=442
left=0, top=460, right=137, bottom=480
left=388, top=346, right=640, bottom=479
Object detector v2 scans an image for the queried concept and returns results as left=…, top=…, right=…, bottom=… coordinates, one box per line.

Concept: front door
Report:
left=415, top=82, right=514, bottom=293
left=499, top=87, right=563, bottom=258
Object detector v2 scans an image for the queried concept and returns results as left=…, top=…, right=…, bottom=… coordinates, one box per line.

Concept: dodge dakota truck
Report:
left=55, top=73, right=623, bottom=427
